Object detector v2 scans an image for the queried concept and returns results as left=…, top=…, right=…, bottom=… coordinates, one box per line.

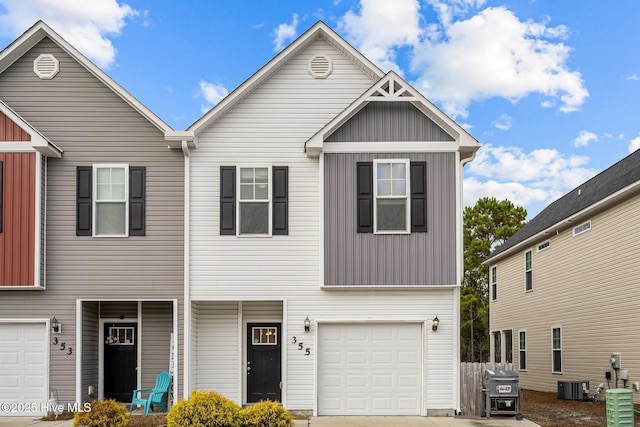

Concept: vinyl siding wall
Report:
left=190, top=37, right=374, bottom=300
left=490, top=193, right=640, bottom=401
left=0, top=38, right=184, bottom=403
left=189, top=37, right=459, bottom=412
left=324, top=152, right=456, bottom=286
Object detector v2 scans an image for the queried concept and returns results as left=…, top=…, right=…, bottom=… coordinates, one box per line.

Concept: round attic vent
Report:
left=33, top=54, right=59, bottom=79
left=308, top=55, right=332, bottom=79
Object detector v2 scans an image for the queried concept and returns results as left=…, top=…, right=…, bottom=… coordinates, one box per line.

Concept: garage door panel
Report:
left=0, top=323, right=47, bottom=416
left=318, top=323, right=422, bottom=416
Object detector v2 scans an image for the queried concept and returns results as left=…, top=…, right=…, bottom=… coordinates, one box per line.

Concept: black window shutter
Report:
left=0, top=161, right=3, bottom=233
left=272, top=166, right=288, bottom=235
left=129, top=166, right=146, bottom=236
left=76, top=166, right=92, bottom=236
left=220, top=166, right=236, bottom=235
left=410, top=161, right=427, bottom=232
left=356, top=162, right=373, bottom=233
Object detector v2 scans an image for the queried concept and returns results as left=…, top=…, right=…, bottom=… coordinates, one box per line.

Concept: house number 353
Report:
left=290, top=337, right=311, bottom=356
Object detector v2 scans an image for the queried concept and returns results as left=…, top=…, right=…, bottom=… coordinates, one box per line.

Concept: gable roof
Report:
left=186, top=21, right=385, bottom=136
left=0, top=99, right=62, bottom=157
left=485, top=149, right=640, bottom=262
left=0, top=20, right=173, bottom=134
left=304, top=71, right=480, bottom=159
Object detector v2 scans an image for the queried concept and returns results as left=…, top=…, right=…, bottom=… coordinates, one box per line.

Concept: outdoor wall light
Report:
left=51, top=317, right=61, bottom=334
left=432, top=316, right=439, bottom=332
left=304, top=317, right=311, bottom=333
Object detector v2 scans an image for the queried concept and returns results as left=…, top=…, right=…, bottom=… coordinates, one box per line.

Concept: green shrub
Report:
left=241, top=400, right=294, bottom=427
left=73, top=399, right=130, bottom=427
left=167, top=390, right=242, bottom=427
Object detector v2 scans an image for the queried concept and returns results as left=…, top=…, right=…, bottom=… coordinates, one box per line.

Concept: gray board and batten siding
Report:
left=0, top=37, right=184, bottom=402
left=323, top=101, right=457, bottom=286
left=325, top=102, right=455, bottom=143
left=324, top=151, right=456, bottom=286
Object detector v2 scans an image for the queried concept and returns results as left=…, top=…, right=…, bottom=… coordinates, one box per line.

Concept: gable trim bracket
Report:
left=304, top=71, right=480, bottom=159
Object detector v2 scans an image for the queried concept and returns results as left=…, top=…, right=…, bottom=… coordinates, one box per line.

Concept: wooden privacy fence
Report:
left=460, top=362, right=514, bottom=417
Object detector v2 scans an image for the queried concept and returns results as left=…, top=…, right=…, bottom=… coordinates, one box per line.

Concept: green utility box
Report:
left=606, top=388, right=633, bottom=427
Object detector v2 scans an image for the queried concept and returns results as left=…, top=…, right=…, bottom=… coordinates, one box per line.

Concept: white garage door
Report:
left=318, top=323, right=422, bottom=415
left=0, top=322, right=48, bottom=416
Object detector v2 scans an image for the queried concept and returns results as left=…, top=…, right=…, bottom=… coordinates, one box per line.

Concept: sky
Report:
left=1, top=0, right=639, bottom=218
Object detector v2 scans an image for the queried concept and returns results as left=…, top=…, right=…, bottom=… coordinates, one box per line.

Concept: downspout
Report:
left=181, top=140, right=190, bottom=400
left=454, top=150, right=479, bottom=414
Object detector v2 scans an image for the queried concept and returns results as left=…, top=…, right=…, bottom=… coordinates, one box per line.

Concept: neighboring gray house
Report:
left=180, top=22, right=481, bottom=416
left=0, top=21, right=184, bottom=414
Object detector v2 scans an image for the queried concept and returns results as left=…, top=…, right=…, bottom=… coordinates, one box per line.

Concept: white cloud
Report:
left=412, top=6, right=588, bottom=119
left=463, top=177, right=551, bottom=210
left=338, top=0, right=422, bottom=73
left=273, top=13, right=299, bottom=51
left=464, top=144, right=596, bottom=215
left=629, top=135, right=640, bottom=153
left=198, top=80, right=229, bottom=113
left=493, top=114, right=512, bottom=131
left=626, top=74, right=639, bottom=81
left=572, top=130, right=598, bottom=148
left=0, top=0, right=138, bottom=69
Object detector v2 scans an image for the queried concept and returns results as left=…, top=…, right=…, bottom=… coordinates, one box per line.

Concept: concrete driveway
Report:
left=302, top=416, right=540, bottom=426
left=0, top=415, right=540, bottom=427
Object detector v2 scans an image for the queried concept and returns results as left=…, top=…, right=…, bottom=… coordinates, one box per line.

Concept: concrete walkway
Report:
left=0, top=415, right=540, bottom=427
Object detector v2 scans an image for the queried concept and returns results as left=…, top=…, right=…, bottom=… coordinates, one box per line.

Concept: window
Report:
left=519, top=330, right=527, bottom=370
left=239, top=167, right=270, bottom=234
left=220, top=165, right=288, bottom=236
left=552, top=327, right=562, bottom=373
left=374, top=159, right=410, bottom=233
left=525, top=250, right=532, bottom=291
left=537, top=240, right=550, bottom=252
left=356, top=160, right=427, bottom=234
left=95, top=165, right=127, bottom=236
left=491, top=266, right=497, bottom=301
left=573, top=220, right=591, bottom=236
left=251, top=327, right=278, bottom=345
left=76, top=165, right=145, bottom=237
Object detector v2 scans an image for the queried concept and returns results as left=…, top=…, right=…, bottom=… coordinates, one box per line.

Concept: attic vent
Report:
left=308, top=55, right=332, bottom=79
left=33, top=54, right=59, bottom=79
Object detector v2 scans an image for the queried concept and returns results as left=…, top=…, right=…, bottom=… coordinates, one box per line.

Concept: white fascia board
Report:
left=0, top=99, right=62, bottom=157
left=0, top=21, right=173, bottom=135
left=188, top=21, right=385, bottom=136
left=165, top=130, right=197, bottom=150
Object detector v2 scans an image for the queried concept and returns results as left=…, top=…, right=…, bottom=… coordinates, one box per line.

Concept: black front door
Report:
left=247, top=323, right=281, bottom=403
left=104, top=323, right=137, bottom=402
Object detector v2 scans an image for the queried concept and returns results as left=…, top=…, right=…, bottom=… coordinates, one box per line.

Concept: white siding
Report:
left=190, top=38, right=374, bottom=301
left=193, top=302, right=240, bottom=402
left=285, top=290, right=456, bottom=413
left=188, top=37, right=460, bottom=414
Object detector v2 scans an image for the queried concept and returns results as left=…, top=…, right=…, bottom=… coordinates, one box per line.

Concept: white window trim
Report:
left=573, top=220, right=591, bottom=236
left=92, top=163, right=129, bottom=237
left=373, top=158, right=410, bottom=234
left=236, top=165, right=272, bottom=237
left=491, top=265, right=497, bottom=302
left=551, top=326, right=562, bottom=374
left=518, top=329, right=527, bottom=371
left=537, top=240, right=550, bottom=252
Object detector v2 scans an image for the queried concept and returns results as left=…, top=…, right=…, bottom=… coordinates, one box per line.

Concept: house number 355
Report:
left=290, top=337, right=311, bottom=356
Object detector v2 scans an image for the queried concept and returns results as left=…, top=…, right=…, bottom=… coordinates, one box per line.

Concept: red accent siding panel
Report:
left=0, top=152, right=36, bottom=286
left=0, top=111, right=31, bottom=142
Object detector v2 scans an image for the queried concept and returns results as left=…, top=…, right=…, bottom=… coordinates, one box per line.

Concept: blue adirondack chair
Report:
left=130, top=371, right=172, bottom=415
